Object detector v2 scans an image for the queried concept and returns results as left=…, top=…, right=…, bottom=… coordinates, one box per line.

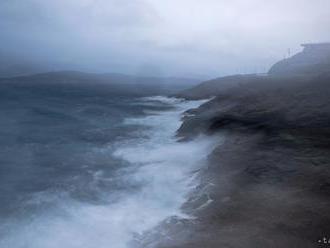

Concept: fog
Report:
left=1, top=0, right=330, bottom=77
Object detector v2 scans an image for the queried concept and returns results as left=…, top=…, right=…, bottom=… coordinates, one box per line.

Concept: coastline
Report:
left=125, top=97, right=219, bottom=248
left=151, top=131, right=330, bottom=248
left=0, top=96, right=215, bottom=248
left=140, top=71, right=330, bottom=247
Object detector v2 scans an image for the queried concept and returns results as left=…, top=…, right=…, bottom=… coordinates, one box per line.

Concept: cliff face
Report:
left=269, top=43, right=330, bottom=76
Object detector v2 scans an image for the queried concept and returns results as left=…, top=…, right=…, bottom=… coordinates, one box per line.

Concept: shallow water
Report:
left=0, top=92, right=214, bottom=248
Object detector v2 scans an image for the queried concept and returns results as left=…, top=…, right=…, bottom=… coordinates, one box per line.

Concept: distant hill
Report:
left=0, top=71, right=200, bottom=97
left=176, top=74, right=262, bottom=100
left=177, top=43, right=330, bottom=100
left=269, top=43, right=330, bottom=76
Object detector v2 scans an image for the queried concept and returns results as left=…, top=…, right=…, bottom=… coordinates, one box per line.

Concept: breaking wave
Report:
left=0, top=96, right=215, bottom=248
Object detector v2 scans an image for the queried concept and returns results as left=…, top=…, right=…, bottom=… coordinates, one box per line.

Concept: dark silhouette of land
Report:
left=0, top=71, right=200, bottom=98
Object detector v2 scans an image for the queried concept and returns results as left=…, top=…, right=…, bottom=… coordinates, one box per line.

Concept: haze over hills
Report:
left=0, top=71, right=201, bottom=97
left=177, top=43, right=330, bottom=100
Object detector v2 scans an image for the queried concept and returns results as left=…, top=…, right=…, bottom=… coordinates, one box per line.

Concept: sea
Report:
left=0, top=83, right=214, bottom=248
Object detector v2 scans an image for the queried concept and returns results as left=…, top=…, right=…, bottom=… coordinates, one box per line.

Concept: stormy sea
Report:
left=0, top=81, right=214, bottom=248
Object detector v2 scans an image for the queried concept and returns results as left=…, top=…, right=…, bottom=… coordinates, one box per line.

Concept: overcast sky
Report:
left=1, top=0, right=330, bottom=78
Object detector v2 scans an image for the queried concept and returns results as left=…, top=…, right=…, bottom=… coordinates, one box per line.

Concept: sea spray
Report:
left=0, top=97, right=216, bottom=248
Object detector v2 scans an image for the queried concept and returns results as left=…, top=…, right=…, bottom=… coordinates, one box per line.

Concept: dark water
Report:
left=0, top=82, right=212, bottom=248
left=0, top=83, right=171, bottom=214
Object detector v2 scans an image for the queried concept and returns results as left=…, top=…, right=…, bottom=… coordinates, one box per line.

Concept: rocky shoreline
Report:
left=139, top=43, right=330, bottom=248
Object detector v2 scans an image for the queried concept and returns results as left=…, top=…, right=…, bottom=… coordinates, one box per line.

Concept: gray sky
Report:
left=1, top=0, right=330, bottom=78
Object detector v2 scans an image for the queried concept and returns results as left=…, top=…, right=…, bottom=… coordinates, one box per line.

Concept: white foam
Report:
left=0, top=96, right=216, bottom=248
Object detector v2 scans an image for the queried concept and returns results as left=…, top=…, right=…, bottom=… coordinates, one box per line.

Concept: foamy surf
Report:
left=0, top=96, right=216, bottom=248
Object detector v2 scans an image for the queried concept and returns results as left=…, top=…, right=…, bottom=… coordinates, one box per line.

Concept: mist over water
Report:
left=0, top=96, right=216, bottom=248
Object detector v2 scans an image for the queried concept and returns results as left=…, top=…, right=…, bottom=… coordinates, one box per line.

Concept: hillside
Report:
left=177, top=43, right=330, bottom=100
left=269, top=43, right=330, bottom=76
left=176, top=74, right=262, bottom=100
